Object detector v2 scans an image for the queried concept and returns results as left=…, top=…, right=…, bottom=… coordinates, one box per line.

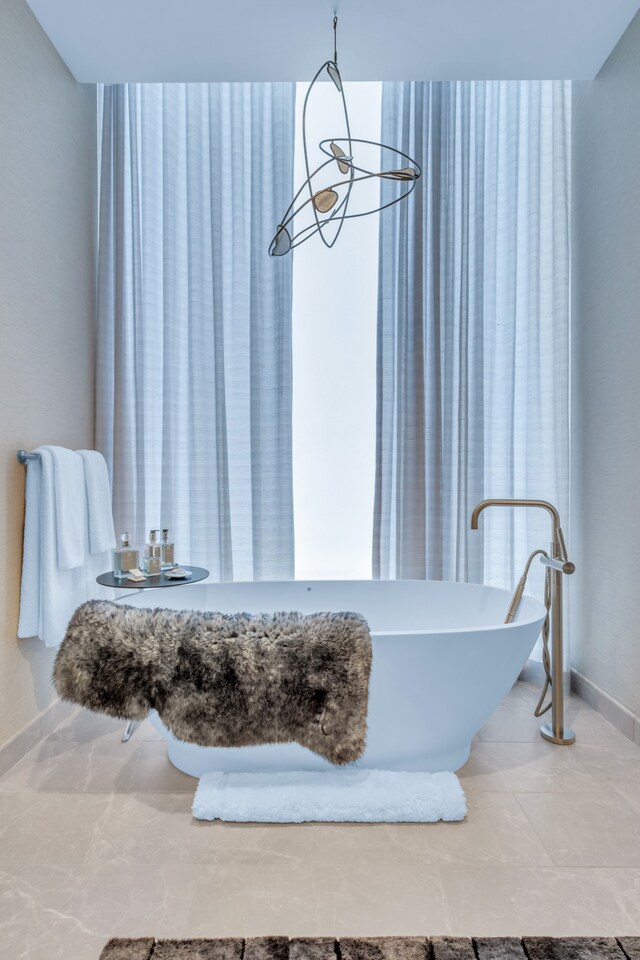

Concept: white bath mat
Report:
left=192, top=769, right=466, bottom=823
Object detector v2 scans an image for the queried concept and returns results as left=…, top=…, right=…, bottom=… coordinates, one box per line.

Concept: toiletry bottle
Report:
left=113, top=533, right=139, bottom=579
left=161, top=528, right=175, bottom=569
left=143, top=529, right=162, bottom=576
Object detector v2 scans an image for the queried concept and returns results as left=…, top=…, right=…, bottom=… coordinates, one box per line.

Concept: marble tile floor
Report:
left=2, top=681, right=640, bottom=960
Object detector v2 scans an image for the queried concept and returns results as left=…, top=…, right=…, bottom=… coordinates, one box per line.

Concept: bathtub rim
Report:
left=112, top=578, right=546, bottom=638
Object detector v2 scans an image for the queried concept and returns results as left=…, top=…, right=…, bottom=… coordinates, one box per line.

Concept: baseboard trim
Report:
left=571, top=669, right=640, bottom=747
left=0, top=698, right=75, bottom=779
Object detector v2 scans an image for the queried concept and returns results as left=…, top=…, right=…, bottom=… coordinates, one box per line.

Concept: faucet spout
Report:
left=470, top=498, right=567, bottom=560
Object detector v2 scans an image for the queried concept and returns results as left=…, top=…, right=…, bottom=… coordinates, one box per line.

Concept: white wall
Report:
left=0, top=0, right=96, bottom=747
left=571, top=10, right=640, bottom=717
left=292, top=82, right=381, bottom=579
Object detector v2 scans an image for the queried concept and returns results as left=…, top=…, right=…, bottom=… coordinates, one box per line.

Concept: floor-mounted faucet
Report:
left=471, top=499, right=576, bottom=746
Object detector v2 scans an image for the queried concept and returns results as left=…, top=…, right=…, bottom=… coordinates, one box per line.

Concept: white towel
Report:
left=78, top=450, right=116, bottom=555
left=18, top=447, right=115, bottom=648
left=40, top=445, right=87, bottom=570
left=192, top=769, right=467, bottom=823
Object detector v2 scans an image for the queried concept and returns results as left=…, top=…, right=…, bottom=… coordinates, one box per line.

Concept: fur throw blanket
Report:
left=54, top=600, right=372, bottom=765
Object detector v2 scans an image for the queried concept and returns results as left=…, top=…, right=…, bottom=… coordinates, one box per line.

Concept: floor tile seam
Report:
left=435, top=865, right=640, bottom=889
left=512, top=788, right=640, bottom=866
left=511, top=788, right=636, bottom=800
left=0, top=790, right=189, bottom=802
left=430, top=866, right=456, bottom=934
left=599, top=788, right=640, bottom=817
left=0, top=705, right=82, bottom=780
left=0, top=737, right=60, bottom=786
left=609, top=784, right=640, bottom=807
left=0, top=789, right=197, bottom=804
left=574, top=765, right=640, bottom=785
left=45, top=734, right=162, bottom=747
left=510, top=791, right=582, bottom=868
left=488, top=791, right=555, bottom=868
left=476, top=739, right=549, bottom=744
left=572, top=743, right=640, bottom=761
left=462, top=784, right=613, bottom=795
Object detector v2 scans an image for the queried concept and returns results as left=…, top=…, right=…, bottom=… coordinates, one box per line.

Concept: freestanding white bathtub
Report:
left=118, top=580, right=546, bottom=777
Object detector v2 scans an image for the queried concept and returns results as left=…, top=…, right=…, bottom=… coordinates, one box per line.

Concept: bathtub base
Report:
left=148, top=711, right=472, bottom=779
left=166, top=743, right=473, bottom=780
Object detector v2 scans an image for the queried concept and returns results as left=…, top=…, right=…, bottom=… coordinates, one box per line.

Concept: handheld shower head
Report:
left=504, top=548, right=548, bottom=623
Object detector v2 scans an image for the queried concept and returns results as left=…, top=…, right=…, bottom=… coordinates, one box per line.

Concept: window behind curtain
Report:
left=292, top=82, right=382, bottom=579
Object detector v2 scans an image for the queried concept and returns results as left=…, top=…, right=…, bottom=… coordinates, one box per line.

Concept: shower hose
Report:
left=506, top=548, right=553, bottom=718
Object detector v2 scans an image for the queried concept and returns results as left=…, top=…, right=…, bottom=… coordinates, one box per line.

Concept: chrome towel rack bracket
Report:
left=16, top=449, right=41, bottom=464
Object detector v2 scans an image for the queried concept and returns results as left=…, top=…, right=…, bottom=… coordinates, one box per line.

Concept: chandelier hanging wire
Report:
left=269, top=15, right=421, bottom=256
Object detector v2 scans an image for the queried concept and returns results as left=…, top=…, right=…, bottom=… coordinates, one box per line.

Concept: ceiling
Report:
left=26, top=0, right=640, bottom=83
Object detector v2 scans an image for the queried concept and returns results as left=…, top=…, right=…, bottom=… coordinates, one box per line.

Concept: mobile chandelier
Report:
left=269, top=16, right=421, bottom=256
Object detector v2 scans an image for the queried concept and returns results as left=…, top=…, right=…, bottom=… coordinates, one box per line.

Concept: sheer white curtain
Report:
left=374, top=81, right=571, bottom=595
left=96, top=83, right=296, bottom=580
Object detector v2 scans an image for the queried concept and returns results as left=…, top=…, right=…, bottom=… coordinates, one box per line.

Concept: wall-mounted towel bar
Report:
left=16, top=449, right=41, bottom=464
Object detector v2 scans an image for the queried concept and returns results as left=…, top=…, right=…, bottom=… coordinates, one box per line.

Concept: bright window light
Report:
left=292, top=82, right=382, bottom=580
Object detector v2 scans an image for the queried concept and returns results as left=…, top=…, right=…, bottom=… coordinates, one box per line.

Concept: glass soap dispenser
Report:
left=161, top=528, right=175, bottom=569
left=113, top=533, right=139, bottom=579
left=143, top=529, right=162, bottom=576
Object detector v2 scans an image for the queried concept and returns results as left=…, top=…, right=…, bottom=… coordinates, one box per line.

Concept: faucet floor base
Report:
left=540, top=723, right=576, bottom=746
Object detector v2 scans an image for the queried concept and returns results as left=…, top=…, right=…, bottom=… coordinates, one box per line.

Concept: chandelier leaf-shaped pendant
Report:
left=269, top=16, right=421, bottom=257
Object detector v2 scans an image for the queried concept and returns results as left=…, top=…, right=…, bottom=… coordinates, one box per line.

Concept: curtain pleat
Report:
left=97, top=83, right=296, bottom=580
left=374, top=81, right=571, bottom=598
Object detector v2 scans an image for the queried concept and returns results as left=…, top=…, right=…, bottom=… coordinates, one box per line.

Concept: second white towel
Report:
left=78, top=450, right=116, bottom=555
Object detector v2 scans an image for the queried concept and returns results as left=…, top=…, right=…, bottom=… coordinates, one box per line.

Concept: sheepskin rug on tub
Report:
left=192, top=769, right=467, bottom=823
left=54, top=600, right=372, bottom=766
